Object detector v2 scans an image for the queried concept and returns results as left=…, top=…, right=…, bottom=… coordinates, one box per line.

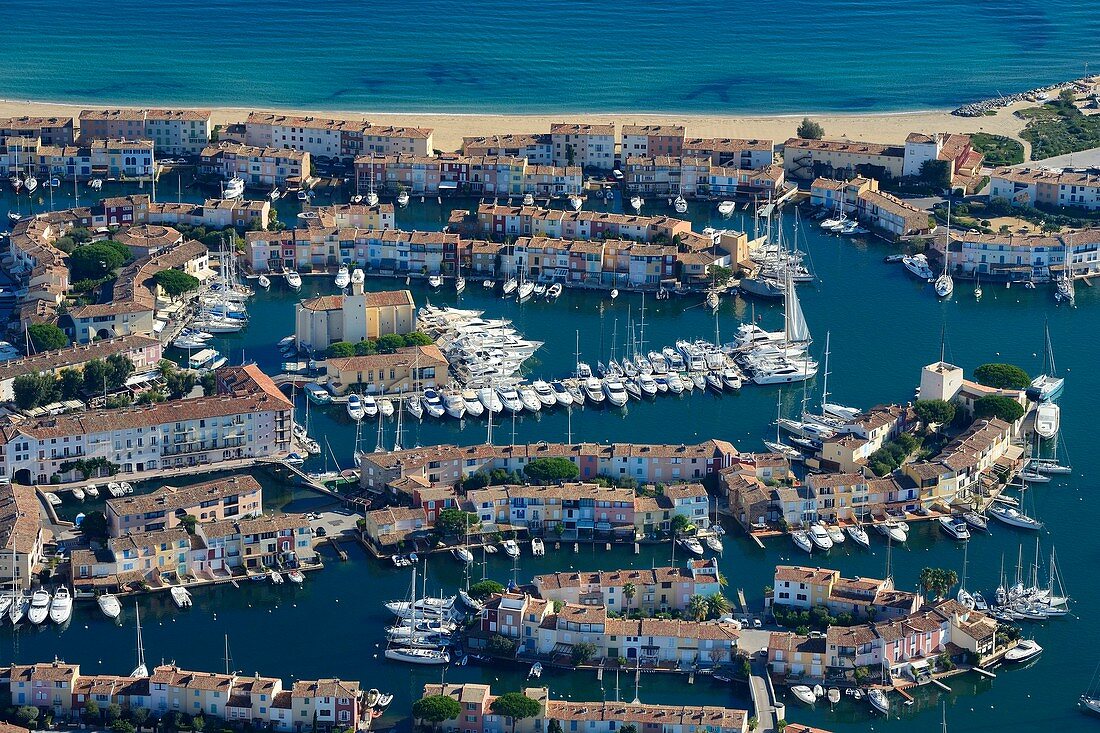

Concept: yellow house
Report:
left=107, top=527, right=191, bottom=578
left=5, top=661, right=81, bottom=716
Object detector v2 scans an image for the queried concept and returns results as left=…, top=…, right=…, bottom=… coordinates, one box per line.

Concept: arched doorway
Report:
left=12, top=469, right=32, bottom=485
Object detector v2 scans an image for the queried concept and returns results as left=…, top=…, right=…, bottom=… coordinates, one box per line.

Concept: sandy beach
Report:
left=0, top=98, right=1035, bottom=154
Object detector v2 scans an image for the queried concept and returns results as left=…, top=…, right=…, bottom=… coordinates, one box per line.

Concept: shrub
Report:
left=797, top=118, right=824, bottom=140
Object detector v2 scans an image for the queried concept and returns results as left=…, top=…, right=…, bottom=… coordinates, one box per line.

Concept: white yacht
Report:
left=428, top=274, right=443, bottom=289
left=501, top=539, right=520, bottom=558
left=49, top=587, right=73, bottom=624
left=630, top=195, right=643, bottom=212
left=549, top=381, right=574, bottom=406
left=637, top=373, right=659, bottom=397
left=97, top=594, right=122, bottom=620
left=351, top=268, right=365, bottom=285
left=603, top=378, right=629, bottom=406
left=516, top=279, right=535, bottom=302
left=1005, top=639, right=1043, bottom=663
left=257, top=274, right=271, bottom=289
left=935, top=268, right=954, bottom=298
left=284, top=269, right=302, bottom=290
left=902, top=253, right=934, bottom=280
left=362, top=394, right=379, bottom=418
left=582, top=377, right=606, bottom=404
left=170, top=586, right=192, bottom=608
left=397, top=190, right=410, bottom=207
left=28, top=589, right=51, bottom=624
left=461, top=389, right=485, bottom=416
left=938, top=516, right=971, bottom=541
left=443, top=391, right=467, bottom=419
left=477, top=387, right=503, bottom=413
left=223, top=176, right=245, bottom=199
left=677, top=537, right=704, bottom=556
left=334, top=266, right=351, bottom=289
left=518, top=386, right=541, bottom=412
left=808, top=523, right=833, bottom=550
left=406, top=394, right=424, bottom=419
left=501, top=278, right=518, bottom=296
left=496, top=386, right=524, bottom=413
left=988, top=504, right=1043, bottom=531
left=1035, top=401, right=1060, bottom=438
left=876, top=520, right=907, bottom=543
left=531, top=380, right=557, bottom=407
left=791, top=530, right=813, bottom=554
left=421, top=389, right=446, bottom=418
left=346, top=394, right=365, bottom=421
left=674, top=194, right=688, bottom=214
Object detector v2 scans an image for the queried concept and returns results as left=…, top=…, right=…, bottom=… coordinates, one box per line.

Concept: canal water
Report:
left=1, top=183, right=1094, bottom=732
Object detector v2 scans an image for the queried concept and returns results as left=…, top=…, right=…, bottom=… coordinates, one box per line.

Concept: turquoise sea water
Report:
left=1, top=0, right=1098, bottom=114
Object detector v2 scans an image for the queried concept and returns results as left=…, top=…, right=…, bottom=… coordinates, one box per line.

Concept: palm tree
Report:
left=706, top=592, right=732, bottom=619
left=623, top=582, right=636, bottom=610
left=687, top=594, right=709, bottom=621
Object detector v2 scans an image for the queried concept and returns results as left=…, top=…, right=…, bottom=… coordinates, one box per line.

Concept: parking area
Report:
left=308, top=506, right=360, bottom=540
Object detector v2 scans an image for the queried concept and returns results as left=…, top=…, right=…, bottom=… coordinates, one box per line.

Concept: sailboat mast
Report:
left=820, top=331, right=831, bottom=414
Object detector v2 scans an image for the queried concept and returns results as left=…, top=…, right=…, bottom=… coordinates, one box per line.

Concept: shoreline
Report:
left=0, top=97, right=1035, bottom=153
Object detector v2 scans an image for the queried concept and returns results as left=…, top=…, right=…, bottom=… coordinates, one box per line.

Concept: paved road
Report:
left=1019, top=144, right=1100, bottom=168
left=749, top=656, right=778, bottom=733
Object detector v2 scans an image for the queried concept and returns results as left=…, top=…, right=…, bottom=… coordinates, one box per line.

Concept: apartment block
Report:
left=79, top=109, right=213, bottom=155
left=621, top=124, right=686, bottom=158
left=771, top=566, right=920, bottom=620
left=200, top=142, right=308, bottom=187
left=0, top=116, right=76, bottom=146
left=244, top=112, right=432, bottom=159
left=533, top=558, right=720, bottom=613
left=683, top=137, right=774, bottom=169
left=549, top=123, right=615, bottom=169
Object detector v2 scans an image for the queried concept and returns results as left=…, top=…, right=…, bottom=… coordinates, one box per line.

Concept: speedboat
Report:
left=462, top=389, right=485, bottom=416
left=522, top=192, right=535, bottom=206
left=455, top=276, right=466, bottom=294
left=1005, top=639, right=1043, bottom=663
left=846, top=524, right=871, bottom=548
left=501, top=540, right=520, bottom=558
left=550, top=381, right=574, bottom=406
left=378, top=398, right=395, bottom=417
left=346, top=394, right=365, bottom=421
left=677, top=537, right=705, bottom=556
left=808, top=523, right=833, bottom=550
left=790, top=685, right=816, bottom=705
left=85, top=484, right=99, bottom=498
left=406, top=394, right=425, bottom=419
left=421, top=389, right=446, bottom=418
left=988, top=504, right=1043, bottom=531
left=630, top=195, right=643, bottom=212
left=569, top=194, right=583, bottom=211
left=637, top=373, right=658, bottom=397
left=72, top=487, right=85, bottom=501
left=284, top=269, right=302, bottom=290
left=1030, top=374, right=1064, bottom=402
left=351, top=268, right=365, bottom=285
left=825, top=524, right=845, bottom=544
left=49, top=587, right=73, bottom=624
left=791, top=530, right=813, bottom=554
left=397, top=190, right=410, bottom=207
left=603, top=378, right=629, bottom=406
left=667, top=372, right=685, bottom=394
left=938, top=516, right=971, bottom=541
left=288, top=570, right=305, bottom=584
left=362, top=394, right=379, bottom=417
left=170, top=586, right=192, bottom=608
left=257, top=274, right=271, bottom=289
left=875, top=520, right=907, bottom=543
left=564, top=380, right=585, bottom=404
left=868, top=688, right=890, bottom=715
left=428, top=274, right=443, bottom=289
left=547, top=283, right=563, bottom=299
left=502, top=278, right=518, bottom=296
left=722, top=368, right=742, bottom=390
left=452, top=547, right=474, bottom=564
left=28, top=590, right=50, bottom=624
left=718, top=200, right=736, bottom=216
left=334, top=266, right=351, bottom=289
left=531, top=538, right=545, bottom=556
left=443, top=391, right=466, bottom=419
left=1035, top=401, right=1060, bottom=438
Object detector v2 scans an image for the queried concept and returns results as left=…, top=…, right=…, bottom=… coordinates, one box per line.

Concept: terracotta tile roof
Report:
left=549, top=123, right=615, bottom=136
left=292, top=678, right=361, bottom=699
left=107, top=475, right=261, bottom=517
left=0, top=335, right=159, bottom=382
left=0, top=483, right=44, bottom=552
left=774, top=566, right=839, bottom=585
left=327, top=344, right=447, bottom=373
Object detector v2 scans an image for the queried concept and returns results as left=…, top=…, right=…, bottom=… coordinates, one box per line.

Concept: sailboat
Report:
left=751, top=258, right=816, bottom=385
left=763, top=389, right=802, bottom=461
left=132, top=603, right=149, bottom=677
left=974, top=273, right=982, bottom=300
left=385, top=567, right=451, bottom=665
left=1030, top=321, right=1064, bottom=401
left=1055, top=237, right=1075, bottom=306
left=673, top=187, right=688, bottom=214
left=366, top=153, right=380, bottom=207
left=934, top=214, right=954, bottom=299
left=455, top=260, right=466, bottom=294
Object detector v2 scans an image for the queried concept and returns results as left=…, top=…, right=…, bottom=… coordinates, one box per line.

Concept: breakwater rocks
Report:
left=951, top=76, right=1096, bottom=117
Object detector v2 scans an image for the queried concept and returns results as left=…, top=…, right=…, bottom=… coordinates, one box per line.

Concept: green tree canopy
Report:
left=412, top=695, right=461, bottom=725
left=106, top=354, right=136, bottom=390
left=918, top=567, right=959, bottom=600
left=434, top=507, right=480, bottom=536
left=918, top=159, right=952, bottom=189
left=82, top=358, right=110, bottom=395
left=973, top=363, right=1030, bottom=389
left=687, top=594, right=709, bottom=621
left=159, top=360, right=195, bottom=399
left=153, top=269, right=201, bottom=297
left=79, top=511, right=109, bottom=542
left=523, top=456, right=580, bottom=484
left=973, top=395, right=1025, bottom=423
left=14, top=705, right=39, bottom=726
left=70, top=242, right=128, bottom=280
left=403, top=331, right=433, bottom=346
left=468, top=579, right=505, bottom=600
left=28, top=323, right=70, bottom=352
left=353, top=340, right=378, bottom=356
left=670, top=513, right=692, bottom=534
left=376, top=333, right=406, bottom=353
left=57, top=367, right=84, bottom=401
left=13, top=373, right=59, bottom=410
left=489, top=693, right=542, bottom=733
left=571, top=642, right=598, bottom=666
left=913, top=399, right=956, bottom=427
left=797, top=118, right=824, bottom=139
left=326, top=342, right=355, bottom=358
